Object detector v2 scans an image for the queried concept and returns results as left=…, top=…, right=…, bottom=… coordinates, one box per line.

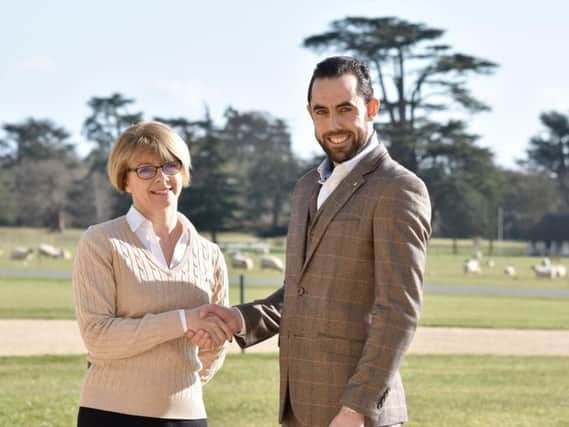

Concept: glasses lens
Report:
left=137, top=166, right=157, bottom=179
left=162, top=161, right=180, bottom=176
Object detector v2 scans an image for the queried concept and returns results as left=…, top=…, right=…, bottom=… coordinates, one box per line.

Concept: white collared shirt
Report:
left=316, top=133, right=379, bottom=209
left=126, top=205, right=191, bottom=332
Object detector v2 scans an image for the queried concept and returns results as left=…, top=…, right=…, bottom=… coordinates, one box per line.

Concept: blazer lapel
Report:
left=301, top=144, right=388, bottom=275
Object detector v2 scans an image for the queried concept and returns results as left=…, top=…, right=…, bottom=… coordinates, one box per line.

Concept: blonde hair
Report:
left=107, top=121, right=191, bottom=192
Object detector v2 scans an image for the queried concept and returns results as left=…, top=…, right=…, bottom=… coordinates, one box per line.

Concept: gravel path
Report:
left=1, top=320, right=568, bottom=357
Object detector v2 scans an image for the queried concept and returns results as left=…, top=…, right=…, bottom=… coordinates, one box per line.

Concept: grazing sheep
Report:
left=38, top=243, right=63, bottom=258
left=231, top=253, right=253, bottom=270
left=11, top=247, right=33, bottom=260
left=486, top=259, right=496, bottom=268
left=504, top=265, right=516, bottom=277
left=260, top=255, right=284, bottom=272
left=463, top=258, right=481, bottom=274
left=531, top=263, right=566, bottom=279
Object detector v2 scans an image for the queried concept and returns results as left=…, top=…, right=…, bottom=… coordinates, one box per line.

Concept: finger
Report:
left=189, top=329, right=206, bottom=345
left=202, top=321, right=225, bottom=346
left=208, top=315, right=234, bottom=342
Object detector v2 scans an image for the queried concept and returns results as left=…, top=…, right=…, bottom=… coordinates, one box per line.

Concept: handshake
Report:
left=184, top=304, right=243, bottom=349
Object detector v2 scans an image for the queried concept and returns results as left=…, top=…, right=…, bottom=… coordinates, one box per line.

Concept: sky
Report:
left=1, top=0, right=567, bottom=169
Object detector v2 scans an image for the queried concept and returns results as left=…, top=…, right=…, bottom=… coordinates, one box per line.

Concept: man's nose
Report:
left=327, top=113, right=341, bottom=130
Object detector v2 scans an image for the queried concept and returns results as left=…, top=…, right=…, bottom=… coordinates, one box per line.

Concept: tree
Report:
left=0, top=118, right=75, bottom=164
left=525, top=111, right=569, bottom=207
left=179, top=110, right=241, bottom=242
left=0, top=119, right=78, bottom=230
left=500, top=170, right=562, bottom=239
left=82, top=93, right=143, bottom=221
left=221, top=108, right=299, bottom=232
left=420, top=120, right=502, bottom=244
left=303, top=16, right=497, bottom=173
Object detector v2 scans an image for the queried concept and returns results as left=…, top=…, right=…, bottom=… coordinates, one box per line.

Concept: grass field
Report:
left=2, top=227, right=568, bottom=288
left=1, top=277, right=568, bottom=330
left=0, top=353, right=568, bottom=427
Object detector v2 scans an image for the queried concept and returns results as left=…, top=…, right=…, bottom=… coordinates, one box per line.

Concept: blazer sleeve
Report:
left=73, top=228, right=186, bottom=360
left=234, top=285, right=284, bottom=348
left=198, top=246, right=230, bottom=384
left=339, top=174, right=432, bottom=418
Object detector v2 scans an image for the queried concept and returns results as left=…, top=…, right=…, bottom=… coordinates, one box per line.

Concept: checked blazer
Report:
left=236, top=141, right=432, bottom=427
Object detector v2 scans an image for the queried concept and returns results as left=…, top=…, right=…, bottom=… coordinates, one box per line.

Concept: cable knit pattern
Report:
left=72, top=215, right=228, bottom=419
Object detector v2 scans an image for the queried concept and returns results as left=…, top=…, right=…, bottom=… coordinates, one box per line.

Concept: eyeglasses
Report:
left=128, top=161, right=181, bottom=180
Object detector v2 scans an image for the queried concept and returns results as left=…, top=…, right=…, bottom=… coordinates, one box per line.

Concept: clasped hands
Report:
left=184, top=304, right=242, bottom=349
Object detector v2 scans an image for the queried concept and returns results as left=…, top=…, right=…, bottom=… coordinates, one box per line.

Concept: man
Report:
left=194, top=56, right=431, bottom=427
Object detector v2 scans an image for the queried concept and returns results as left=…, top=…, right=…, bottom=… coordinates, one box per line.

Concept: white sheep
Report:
left=486, top=259, right=496, bottom=268
left=463, top=258, right=481, bottom=274
left=531, top=263, right=564, bottom=279
left=231, top=253, right=253, bottom=270
left=260, top=255, right=284, bottom=272
left=504, top=265, right=516, bottom=276
left=38, top=243, right=63, bottom=258
left=11, top=247, right=33, bottom=260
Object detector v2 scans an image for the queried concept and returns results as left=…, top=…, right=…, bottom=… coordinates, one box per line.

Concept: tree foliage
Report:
left=525, top=111, right=569, bottom=207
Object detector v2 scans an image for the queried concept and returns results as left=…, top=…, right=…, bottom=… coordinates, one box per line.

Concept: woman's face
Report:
left=124, top=151, right=183, bottom=217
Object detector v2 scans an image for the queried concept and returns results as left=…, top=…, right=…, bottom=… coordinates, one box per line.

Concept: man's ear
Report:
left=366, top=97, right=380, bottom=120
left=306, top=104, right=313, bottom=118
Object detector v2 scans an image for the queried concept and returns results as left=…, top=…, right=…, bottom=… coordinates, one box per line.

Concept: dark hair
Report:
left=307, top=56, right=374, bottom=104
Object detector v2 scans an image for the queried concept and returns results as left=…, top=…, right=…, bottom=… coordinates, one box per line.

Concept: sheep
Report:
left=463, top=258, right=481, bottom=274
left=260, top=255, right=284, bottom=272
left=531, top=263, right=566, bottom=279
left=486, top=259, right=496, bottom=268
left=38, top=243, right=63, bottom=258
left=11, top=247, right=33, bottom=260
left=504, top=265, right=516, bottom=277
left=231, top=253, right=253, bottom=270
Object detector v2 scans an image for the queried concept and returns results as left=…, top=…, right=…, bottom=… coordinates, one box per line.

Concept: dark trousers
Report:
left=77, top=407, right=207, bottom=427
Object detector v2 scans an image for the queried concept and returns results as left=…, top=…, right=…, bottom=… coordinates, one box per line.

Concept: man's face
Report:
left=307, top=73, right=379, bottom=163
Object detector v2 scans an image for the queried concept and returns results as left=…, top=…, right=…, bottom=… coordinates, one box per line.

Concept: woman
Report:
left=73, top=121, right=232, bottom=427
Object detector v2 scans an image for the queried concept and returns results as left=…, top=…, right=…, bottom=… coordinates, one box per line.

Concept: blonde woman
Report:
left=73, top=121, right=232, bottom=427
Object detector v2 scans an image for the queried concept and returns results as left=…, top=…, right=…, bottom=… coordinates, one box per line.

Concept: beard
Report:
left=316, top=128, right=368, bottom=163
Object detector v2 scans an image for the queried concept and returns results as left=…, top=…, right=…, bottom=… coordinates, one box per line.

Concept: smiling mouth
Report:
left=151, top=188, right=171, bottom=195
left=326, top=133, right=351, bottom=145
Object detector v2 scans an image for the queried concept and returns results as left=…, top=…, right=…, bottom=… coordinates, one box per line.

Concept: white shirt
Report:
left=316, top=133, right=379, bottom=209
left=126, top=205, right=190, bottom=332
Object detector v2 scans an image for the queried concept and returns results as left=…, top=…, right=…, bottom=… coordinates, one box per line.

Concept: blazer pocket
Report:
left=318, top=334, right=365, bottom=358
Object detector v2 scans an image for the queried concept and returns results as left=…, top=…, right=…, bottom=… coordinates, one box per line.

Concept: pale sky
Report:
left=1, top=0, right=567, bottom=168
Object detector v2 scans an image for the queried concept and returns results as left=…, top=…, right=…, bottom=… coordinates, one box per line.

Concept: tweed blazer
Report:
left=237, top=142, right=431, bottom=427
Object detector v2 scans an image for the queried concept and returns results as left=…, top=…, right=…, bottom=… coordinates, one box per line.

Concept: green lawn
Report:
left=1, top=277, right=568, bottom=330
left=0, top=353, right=568, bottom=427
left=426, top=253, right=569, bottom=289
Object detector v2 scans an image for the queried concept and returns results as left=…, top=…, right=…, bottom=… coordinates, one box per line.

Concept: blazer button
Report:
left=297, top=287, right=305, bottom=296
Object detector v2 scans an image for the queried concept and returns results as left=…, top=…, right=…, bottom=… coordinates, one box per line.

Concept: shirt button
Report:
left=297, top=287, right=305, bottom=296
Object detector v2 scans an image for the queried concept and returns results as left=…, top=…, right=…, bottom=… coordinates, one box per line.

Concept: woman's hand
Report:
left=184, top=307, right=234, bottom=348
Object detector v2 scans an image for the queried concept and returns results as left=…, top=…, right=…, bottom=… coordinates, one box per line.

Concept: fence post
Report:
left=239, top=274, right=245, bottom=354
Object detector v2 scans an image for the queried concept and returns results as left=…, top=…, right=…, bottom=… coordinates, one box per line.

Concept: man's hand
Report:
left=184, top=306, right=234, bottom=348
left=187, top=304, right=244, bottom=348
left=328, top=407, right=364, bottom=427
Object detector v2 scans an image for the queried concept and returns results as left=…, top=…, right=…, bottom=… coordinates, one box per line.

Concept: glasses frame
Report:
left=127, top=161, right=181, bottom=180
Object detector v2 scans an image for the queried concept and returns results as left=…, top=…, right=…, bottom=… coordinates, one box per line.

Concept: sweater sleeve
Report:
left=198, top=246, right=229, bottom=384
left=72, top=228, right=185, bottom=360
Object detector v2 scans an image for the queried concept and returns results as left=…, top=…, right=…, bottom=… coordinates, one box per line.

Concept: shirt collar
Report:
left=317, top=132, right=379, bottom=183
left=126, top=205, right=191, bottom=235
left=126, top=205, right=148, bottom=233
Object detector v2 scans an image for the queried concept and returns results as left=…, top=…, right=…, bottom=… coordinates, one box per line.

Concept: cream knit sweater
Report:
left=72, top=215, right=228, bottom=419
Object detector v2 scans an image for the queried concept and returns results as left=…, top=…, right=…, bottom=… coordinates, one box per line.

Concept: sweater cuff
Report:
left=178, top=309, right=188, bottom=332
